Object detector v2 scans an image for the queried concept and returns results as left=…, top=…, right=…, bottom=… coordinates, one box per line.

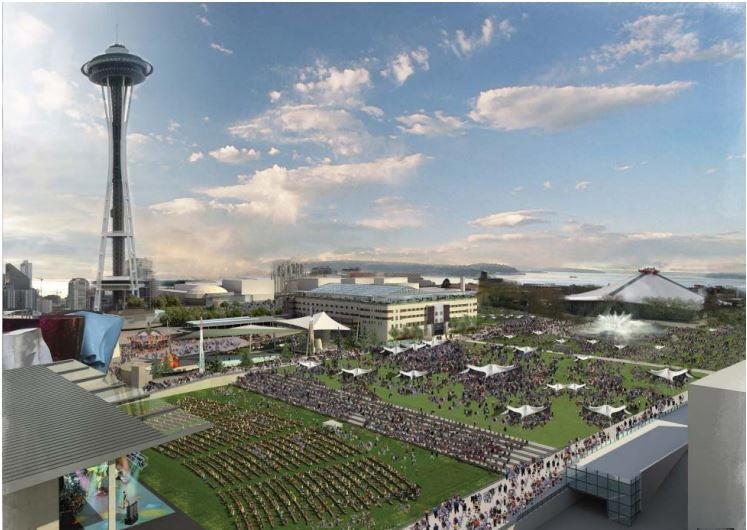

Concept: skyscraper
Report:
left=20, top=260, right=32, bottom=281
left=81, top=43, right=153, bottom=312
left=67, top=278, right=90, bottom=311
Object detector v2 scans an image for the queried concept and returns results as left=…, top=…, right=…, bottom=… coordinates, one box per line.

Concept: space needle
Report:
left=82, top=43, right=152, bottom=311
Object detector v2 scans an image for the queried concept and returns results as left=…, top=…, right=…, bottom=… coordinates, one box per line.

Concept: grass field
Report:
left=137, top=386, right=497, bottom=530
left=306, top=349, right=688, bottom=448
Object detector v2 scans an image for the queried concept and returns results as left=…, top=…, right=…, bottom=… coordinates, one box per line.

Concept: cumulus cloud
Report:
left=396, top=111, right=467, bottom=136
left=31, top=69, right=75, bottom=111
left=268, top=146, right=280, bottom=156
left=229, top=104, right=369, bottom=157
left=211, top=42, right=233, bottom=55
left=575, top=180, right=591, bottom=190
left=614, top=164, right=633, bottom=171
left=268, top=90, right=282, bottom=103
left=150, top=197, right=206, bottom=216
left=381, top=47, right=430, bottom=86
left=6, top=12, right=53, bottom=48
left=726, top=153, right=745, bottom=160
left=357, top=197, right=426, bottom=230
left=361, top=105, right=385, bottom=119
left=167, top=120, right=181, bottom=132
left=587, top=14, right=744, bottom=71
left=208, top=145, right=261, bottom=163
left=543, top=180, right=552, bottom=190
left=469, top=82, right=693, bottom=131
left=467, top=233, right=527, bottom=243
left=470, top=209, right=552, bottom=228
left=200, top=154, right=427, bottom=224
left=443, top=17, right=514, bottom=58
left=188, top=151, right=204, bottom=163
left=294, top=64, right=371, bottom=106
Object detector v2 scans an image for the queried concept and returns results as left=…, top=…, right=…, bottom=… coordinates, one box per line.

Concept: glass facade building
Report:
left=566, top=465, right=641, bottom=526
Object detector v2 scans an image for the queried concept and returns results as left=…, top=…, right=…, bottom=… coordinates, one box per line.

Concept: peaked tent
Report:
left=514, top=346, right=537, bottom=354
left=398, top=370, right=429, bottom=379
left=649, top=367, right=690, bottom=381
left=298, top=360, right=321, bottom=369
left=503, top=334, right=516, bottom=339
left=340, top=368, right=373, bottom=377
left=382, top=344, right=412, bottom=355
left=585, top=404, right=629, bottom=418
left=547, top=383, right=565, bottom=392
left=555, top=339, right=567, bottom=344
left=566, top=383, right=586, bottom=391
left=465, top=364, right=516, bottom=378
left=504, top=405, right=546, bottom=418
left=281, top=312, right=351, bottom=332
left=532, top=330, right=545, bottom=335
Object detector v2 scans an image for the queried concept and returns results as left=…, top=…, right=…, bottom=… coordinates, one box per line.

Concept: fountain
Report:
left=579, top=312, right=659, bottom=341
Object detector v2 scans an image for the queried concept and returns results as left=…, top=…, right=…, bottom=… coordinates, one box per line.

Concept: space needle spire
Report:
left=82, top=43, right=153, bottom=311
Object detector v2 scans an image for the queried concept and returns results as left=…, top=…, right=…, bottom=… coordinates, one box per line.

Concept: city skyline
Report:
left=3, top=3, right=745, bottom=280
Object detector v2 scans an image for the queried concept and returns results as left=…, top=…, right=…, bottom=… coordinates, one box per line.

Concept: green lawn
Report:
left=138, top=386, right=497, bottom=530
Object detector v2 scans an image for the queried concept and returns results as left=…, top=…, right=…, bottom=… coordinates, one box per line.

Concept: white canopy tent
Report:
left=421, top=338, right=445, bottom=348
left=340, top=368, right=373, bottom=377
left=547, top=383, right=565, bottom=392
left=298, top=360, right=321, bottom=369
left=322, top=419, right=344, bottom=430
left=410, top=343, right=428, bottom=351
left=614, top=344, right=626, bottom=350
left=281, top=312, right=351, bottom=332
left=398, top=370, right=429, bottom=379
left=514, top=346, right=537, bottom=354
left=503, top=334, right=516, bottom=339
left=382, top=344, right=412, bottom=355
left=654, top=345, right=666, bottom=350
left=575, top=355, right=592, bottom=361
left=555, top=339, right=567, bottom=344
left=649, top=367, right=691, bottom=382
left=465, top=364, right=516, bottom=378
left=532, top=330, right=544, bottom=335
left=504, top=405, right=546, bottom=418
left=547, top=383, right=586, bottom=391
left=585, top=404, right=630, bottom=418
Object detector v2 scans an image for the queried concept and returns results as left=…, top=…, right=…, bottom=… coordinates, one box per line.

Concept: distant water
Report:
left=424, top=271, right=745, bottom=290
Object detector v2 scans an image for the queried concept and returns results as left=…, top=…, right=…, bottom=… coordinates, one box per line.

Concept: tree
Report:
left=126, top=295, right=144, bottom=309
left=206, top=358, right=223, bottom=373
left=441, top=278, right=451, bottom=289
left=240, top=351, right=252, bottom=367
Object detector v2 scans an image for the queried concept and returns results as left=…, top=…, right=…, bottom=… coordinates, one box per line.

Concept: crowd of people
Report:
left=237, top=371, right=547, bottom=472
left=119, top=336, right=248, bottom=363
left=158, top=397, right=418, bottom=530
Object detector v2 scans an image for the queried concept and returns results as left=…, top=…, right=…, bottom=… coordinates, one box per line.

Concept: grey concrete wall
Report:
left=641, top=446, right=688, bottom=503
left=3, top=478, right=59, bottom=530
left=503, top=487, right=584, bottom=530
left=688, top=384, right=746, bottom=530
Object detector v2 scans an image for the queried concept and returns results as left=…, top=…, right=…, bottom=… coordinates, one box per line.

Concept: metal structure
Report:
left=81, top=43, right=153, bottom=311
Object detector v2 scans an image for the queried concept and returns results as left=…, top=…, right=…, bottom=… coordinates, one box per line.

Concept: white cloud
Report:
left=511, top=186, right=524, bottom=194
left=614, top=164, right=633, bottom=171
left=706, top=168, right=717, bottom=175
left=211, top=42, right=233, bottom=55
left=268, top=90, right=282, bottom=103
left=167, top=120, right=181, bottom=132
left=268, top=147, right=280, bottom=156
left=31, top=69, right=74, bottom=111
left=726, top=153, right=745, bottom=160
left=229, top=104, right=369, bottom=157
left=443, top=17, right=514, bottom=58
left=188, top=151, right=204, bottom=163
left=467, top=233, right=527, bottom=243
left=6, top=12, right=53, bottom=48
left=196, top=15, right=211, bottom=26
left=396, top=111, right=467, bottom=136
left=588, top=14, right=744, bottom=71
left=361, top=105, right=385, bottom=119
left=201, top=154, right=427, bottom=224
left=294, top=64, right=371, bottom=106
left=470, top=209, right=551, bottom=228
left=543, top=180, right=552, bottom=190
left=381, top=47, right=429, bottom=86
left=575, top=180, right=591, bottom=190
left=127, top=133, right=151, bottom=145
left=357, top=197, right=426, bottom=230
left=208, top=145, right=261, bottom=164
left=203, top=116, right=210, bottom=122
left=469, top=82, right=693, bottom=131
left=150, top=197, right=206, bottom=216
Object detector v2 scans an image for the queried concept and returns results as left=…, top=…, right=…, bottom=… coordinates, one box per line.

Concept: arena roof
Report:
left=304, top=283, right=476, bottom=303
left=2, top=364, right=209, bottom=494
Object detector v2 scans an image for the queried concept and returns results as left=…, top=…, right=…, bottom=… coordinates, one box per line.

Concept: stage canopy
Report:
left=281, top=312, right=350, bottom=332
left=585, top=404, right=629, bottom=418
left=504, top=404, right=546, bottom=418
left=649, top=367, right=690, bottom=382
left=464, top=364, right=516, bottom=378
left=340, top=368, right=373, bottom=377
left=178, top=324, right=301, bottom=340
left=298, top=360, right=321, bottom=369
left=398, top=370, right=429, bottom=379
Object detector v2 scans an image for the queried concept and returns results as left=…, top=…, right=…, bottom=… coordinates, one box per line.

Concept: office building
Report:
left=67, top=278, right=90, bottom=311
left=20, top=260, right=32, bottom=281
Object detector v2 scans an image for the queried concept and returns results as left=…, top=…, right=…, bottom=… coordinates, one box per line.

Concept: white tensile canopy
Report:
left=614, top=344, right=626, bottom=350
left=340, top=367, right=373, bottom=377
left=421, top=338, right=445, bottom=347
left=649, top=367, right=691, bottom=381
left=410, top=343, right=428, bottom=351
left=298, top=360, right=321, bottom=369
left=465, top=364, right=516, bottom=378
left=547, top=383, right=586, bottom=391
left=504, top=404, right=546, bottom=418
left=514, top=346, right=537, bottom=354
left=654, top=345, right=666, bottom=350
left=575, top=355, right=592, bottom=361
left=555, top=339, right=567, bottom=344
left=586, top=339, right=599, bottom=345
left=282, top=312, right=350, bottom=331
left=382, top=344, right=412, bottom=355
left=532, top=330, right=544, bottom=335
left=398, top=370, right=429, bottom=379
left=585, top=404, right=629, bottom=418
left=322, top=419, right=344, bottom=430
left=503, top=334, right=516, bottom=339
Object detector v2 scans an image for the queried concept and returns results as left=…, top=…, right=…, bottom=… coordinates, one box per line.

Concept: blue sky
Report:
left=3, top=2, right=745, bottom=280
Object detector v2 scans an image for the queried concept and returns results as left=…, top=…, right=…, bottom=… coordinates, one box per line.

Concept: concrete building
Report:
left=221, top=278, right=275, bottom=302
left=293, top=283, right=478, bottom=341
left=67, top=278, right=90, bottom=310
left=688, top=360, right=745, bottom=530
left=3, top=263, right=38, bottom=312
left=20, top=260, right=32, bottom=281
left=271, top=260, right=304, bottom=295
left=293, top=276, right=342, bottom=292
left=157, top=282, right=234, bottom=306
